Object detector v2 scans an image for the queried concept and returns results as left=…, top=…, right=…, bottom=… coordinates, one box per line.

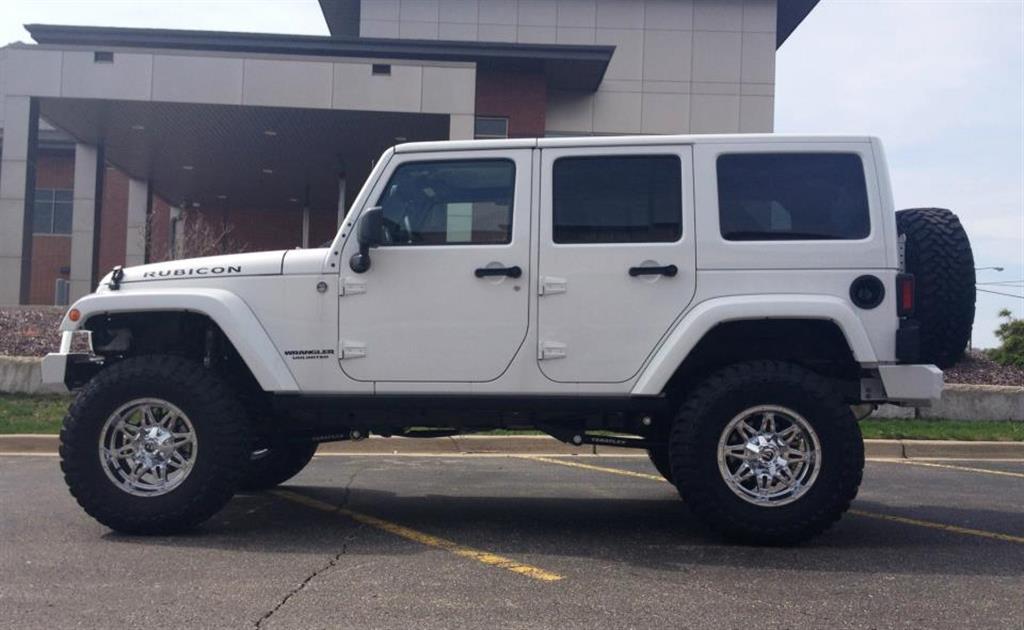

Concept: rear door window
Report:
left=552, top=155, right=682, bottom=244
left=716, top=153, right=870, bottom=241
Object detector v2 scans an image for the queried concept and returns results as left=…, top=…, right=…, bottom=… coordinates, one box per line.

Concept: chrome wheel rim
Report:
left=98, top=398, right=197, bottom=497
left=717, top=405, right=821, bottom=507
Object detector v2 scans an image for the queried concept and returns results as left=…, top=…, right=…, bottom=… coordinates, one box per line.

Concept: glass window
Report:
left=474, top=117, right=509, bottom=139
left=32, top=188, right=73, bottom=235
left=552, top=155, right=682, bottom=244
left=716, top=153, right=870, bottom=241
left=376, top=159, right=515, bottom=246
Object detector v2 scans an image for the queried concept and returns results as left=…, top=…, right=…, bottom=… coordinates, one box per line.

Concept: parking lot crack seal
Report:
left=254, top=542, right=350, bottom=629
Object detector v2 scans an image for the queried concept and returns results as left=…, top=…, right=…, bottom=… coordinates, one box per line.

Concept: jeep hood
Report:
left=114, top=250, right=287, bottom=285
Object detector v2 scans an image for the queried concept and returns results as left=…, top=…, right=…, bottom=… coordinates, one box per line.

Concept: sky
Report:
left=1, top=0, right=1022, bottom=347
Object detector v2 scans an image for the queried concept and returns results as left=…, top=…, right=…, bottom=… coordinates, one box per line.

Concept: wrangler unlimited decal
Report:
left=142, top=266, right=242, bottom=278
left=284, top=348, right=335, bottom=360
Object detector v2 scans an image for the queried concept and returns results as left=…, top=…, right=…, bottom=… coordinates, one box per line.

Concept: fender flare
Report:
left=631, top=294, right=877, bottom=396
left=63, top=288, right=300, bottom=392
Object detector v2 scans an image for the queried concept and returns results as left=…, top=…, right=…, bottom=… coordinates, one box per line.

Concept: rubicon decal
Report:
left=142, top=266, right=242, bottom=278
left=284, top=348, right=335, bottom=360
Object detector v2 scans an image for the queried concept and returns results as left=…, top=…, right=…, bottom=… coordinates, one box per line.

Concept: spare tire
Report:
left=895, top=207, right=975, bottom=368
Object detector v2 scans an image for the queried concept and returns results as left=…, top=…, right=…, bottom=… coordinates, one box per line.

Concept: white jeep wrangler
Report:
left=44, top=135, right=975, bottom=544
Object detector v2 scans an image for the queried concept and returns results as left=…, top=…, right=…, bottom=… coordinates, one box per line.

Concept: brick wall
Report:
left=222, top=206, right=304, bottom=253
left=97, top=166, right=128, bottom=275
left=27, top=153, right=138, bottom=304
left=28, top=152, right=74, bottom=305
left=148, top=196, right=172, bottom=263
left=475, top=68, right=547, bottom=138
left=28, top=236, right=71, bottom=304
left=309, top=208, right=339, bottom=248
left=23, top=153, right=336, bottom=304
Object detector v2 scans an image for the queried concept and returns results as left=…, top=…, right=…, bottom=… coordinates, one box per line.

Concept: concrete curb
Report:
left=2, top=434, right=1022, bottom=459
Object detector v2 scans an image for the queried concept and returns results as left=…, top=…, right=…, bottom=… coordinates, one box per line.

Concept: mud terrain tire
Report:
left=896, top=207, right=975, bottom=368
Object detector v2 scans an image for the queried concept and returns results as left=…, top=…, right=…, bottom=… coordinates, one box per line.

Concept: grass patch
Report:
left=0, top=394, right=1021, bottom=441
left=0, top=394, right=69, bottom=434
left=859, top=418, right=1024, bottom=442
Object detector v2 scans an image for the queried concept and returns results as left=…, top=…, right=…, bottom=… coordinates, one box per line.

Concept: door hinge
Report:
left=539, top=276, right=567, bottom=296
left=340, top=277, right=366, bottom=296
left=340, top=340, right=367, bottom=359
left=538, top=340, right=567, bottom=360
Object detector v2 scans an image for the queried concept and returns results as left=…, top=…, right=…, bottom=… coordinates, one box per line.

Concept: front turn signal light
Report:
left=68, top=308, right=81, bottom=322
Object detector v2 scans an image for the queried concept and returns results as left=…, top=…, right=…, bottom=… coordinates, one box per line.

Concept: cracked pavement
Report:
left=1, top=454, right=1023, bottom=629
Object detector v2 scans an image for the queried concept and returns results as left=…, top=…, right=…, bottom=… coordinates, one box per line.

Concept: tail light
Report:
left=896, top=273, right=915, bottom=317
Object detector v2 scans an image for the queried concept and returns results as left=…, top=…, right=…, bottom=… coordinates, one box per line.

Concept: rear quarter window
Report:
left=716, top=153, right=870, bottom=241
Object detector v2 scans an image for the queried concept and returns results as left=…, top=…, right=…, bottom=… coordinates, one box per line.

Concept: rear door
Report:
left=536, top=145, right=696, bottom=383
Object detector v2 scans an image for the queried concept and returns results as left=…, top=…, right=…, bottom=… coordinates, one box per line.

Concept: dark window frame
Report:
left=474, top=116, right=510, bottom=139
left=374, top=158, right=517, bottom=248
left=716, top=152, right=872, bottom=242
left=551, top=153, right=684, bottom=245
left=33, top=188, right=74, bottom=235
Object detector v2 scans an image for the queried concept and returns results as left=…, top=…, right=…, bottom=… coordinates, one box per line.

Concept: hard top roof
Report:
left=394, top=134, right=876, bottom=153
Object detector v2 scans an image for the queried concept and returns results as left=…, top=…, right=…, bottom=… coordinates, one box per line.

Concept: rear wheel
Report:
left=60, top=356, right=250, bottom=534
left=646, top=447, right=673, bottom=483
left=670, top=361, right=863, bottom=545
left=239, top=442, right=318, bottom=491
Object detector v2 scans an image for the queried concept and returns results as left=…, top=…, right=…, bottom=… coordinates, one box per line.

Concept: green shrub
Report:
left=987, top=309, right=1024, bottom=367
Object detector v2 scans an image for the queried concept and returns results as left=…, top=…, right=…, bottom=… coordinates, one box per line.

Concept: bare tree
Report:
left=143, top=207, right=249, bottom=263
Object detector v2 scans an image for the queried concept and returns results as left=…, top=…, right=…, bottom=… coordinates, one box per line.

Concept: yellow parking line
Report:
left=516, top=455, right=669, bottom=483
left=521, top=456, right=1024, bottom=545
left=875, top=459, right=1024, bottom=480
left=848, top=510, right=1024, bottom=544
left=272, top=489, right=563, bottom=582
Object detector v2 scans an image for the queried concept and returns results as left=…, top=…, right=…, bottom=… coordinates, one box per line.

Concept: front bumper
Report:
left=41, top=331, right=102, bottom=391
left=40, top=353, right=68, bottom=388
left=877, top=364, right=944, bottom=406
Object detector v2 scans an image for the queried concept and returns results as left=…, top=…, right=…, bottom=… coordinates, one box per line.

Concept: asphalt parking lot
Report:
left=2, top=453, right=1022, bottom=629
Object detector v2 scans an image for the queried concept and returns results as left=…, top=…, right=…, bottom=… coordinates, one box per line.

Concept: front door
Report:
left=537, top=145, right=696, bottom=383
left=338, top=149, right=532, bottom=382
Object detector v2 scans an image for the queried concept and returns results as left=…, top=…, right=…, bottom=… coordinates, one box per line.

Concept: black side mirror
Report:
left=350, top=206, right=383, bottom=273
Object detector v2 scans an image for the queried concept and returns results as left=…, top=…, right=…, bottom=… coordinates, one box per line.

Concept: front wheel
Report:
left=670, top=361, right=864, bottom=545
left=60, top=356, right=250, bottom=534
left=239, top=442, right=318, bottom=491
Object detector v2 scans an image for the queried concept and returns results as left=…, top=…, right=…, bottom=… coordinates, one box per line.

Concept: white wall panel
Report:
left=333, top=62, right=423, bottom=112
left=643, top=30, right=693, bottom=82
left=693, top=0, right=743, bottom=31
left=153, top=55, right=244, bottom=105
left=243, top=59, right=333, bottom=108
left=592, top=89, right=641, bottom=132
left=644, top=0, right=693, bottom=30
left=61, top=52, right=153, bottom=101
left=692, top=30, right=742, bottom=83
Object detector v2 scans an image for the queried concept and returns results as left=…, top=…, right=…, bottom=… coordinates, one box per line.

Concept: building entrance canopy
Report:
left=40, top=98, right=448, bottom=213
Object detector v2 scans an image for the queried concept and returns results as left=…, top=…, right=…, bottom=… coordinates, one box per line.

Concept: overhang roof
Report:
left=318, top=0, right=820, bottom=49
left=36, top=98, right=449, bottom=213
left=25, top=24, right=614, bottom=90
left=777, top=0, right=820, bottom=47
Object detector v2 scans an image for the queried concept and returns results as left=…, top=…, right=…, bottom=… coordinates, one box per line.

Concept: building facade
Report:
left=0, top=0, right=816, bottom=305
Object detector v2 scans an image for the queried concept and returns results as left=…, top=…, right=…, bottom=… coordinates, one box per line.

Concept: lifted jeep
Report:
left=44, top=134, right=974, bottom=544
